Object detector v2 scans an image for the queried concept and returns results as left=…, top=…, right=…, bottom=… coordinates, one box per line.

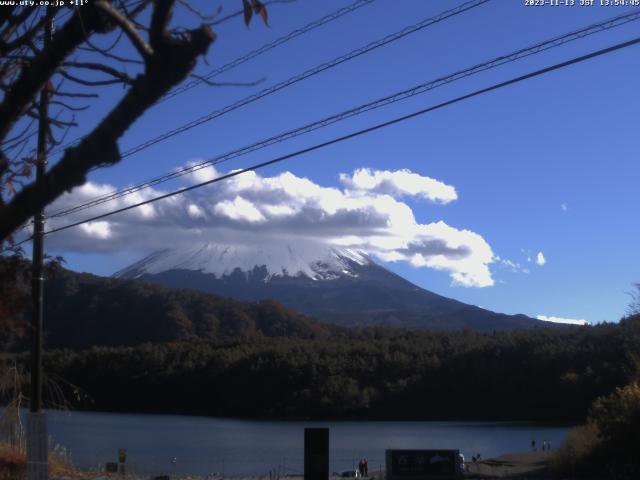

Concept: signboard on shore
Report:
left=304, top=427, right=329, bottom=480
left=386, top=449, right=461, bottom=480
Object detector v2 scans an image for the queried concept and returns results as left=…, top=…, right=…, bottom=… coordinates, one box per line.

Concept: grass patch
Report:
left=552, top=423, right=601, bottom=478
left=0, top=441, right=90, bottom=480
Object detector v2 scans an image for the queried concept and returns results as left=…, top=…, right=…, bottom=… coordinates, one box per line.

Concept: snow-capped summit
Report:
left=116, top=241, right=541, bottom=331
left=115, top=242, right=372, bottom=281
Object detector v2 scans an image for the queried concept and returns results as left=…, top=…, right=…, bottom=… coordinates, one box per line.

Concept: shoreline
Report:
left=30, top=406, right=578, bottom=425
left=464, top=451, right=553, bottom=478
left=51, top=451, right=557, bottom=480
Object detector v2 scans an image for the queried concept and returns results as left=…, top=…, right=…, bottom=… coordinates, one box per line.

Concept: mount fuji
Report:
left=115, top=242, right=541, bottom=331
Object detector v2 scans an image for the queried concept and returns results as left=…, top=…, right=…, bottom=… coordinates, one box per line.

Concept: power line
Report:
left=38, top=35, right=640, bottom=240
left=117, top=0, right=490, bottom=158
left=47, top=0, right=376, bottom=158
left=5, top=33, right=639, bottom=252
left=162, top=0, right=376, bottom=103
left=46, top=8, right=640, bottom=220
left=44, top=0, right=491, bottom=213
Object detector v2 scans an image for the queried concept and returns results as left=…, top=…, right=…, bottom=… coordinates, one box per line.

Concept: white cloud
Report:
left=262, top=204, right=295, bottom=216
left=494, top=255, right=529, bottom=275
left=537, top=315, right=588, bottom=326
left=496, top=257, right=513, bottom=268
left=138, top=204, right=156, bottom=219
left=340, top=168, right=457, bottom=204
left=536, top=251, right=546, bottom=266
left=179, top=161, right=219, bottom=184
left=410, top=222, right=494, bottom=287
left=43, top=166, right=495, bottom=287
left=561, top=203, right=568, bottom=212
left=187, top=204, right=205, bottom=219
left=79, top=221, right=112, bottom=240
left=213, top=196, right=266, bottom=223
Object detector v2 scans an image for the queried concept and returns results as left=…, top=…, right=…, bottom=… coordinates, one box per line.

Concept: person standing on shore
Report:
left=363, top=459, right=368, bottom=476
left=531, top=439, right=536, bottom=452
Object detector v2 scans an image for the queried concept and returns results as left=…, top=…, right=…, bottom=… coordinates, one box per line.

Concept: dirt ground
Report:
left=49, top=451, right=558, bottom=480
left=463, top=450, right=554, bottom=478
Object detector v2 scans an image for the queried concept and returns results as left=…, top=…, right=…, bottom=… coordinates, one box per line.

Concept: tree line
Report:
left=2, top=314, right=635, bottom=422
left=0, top=257, right=335, bottom=351
left=2, top=256, right=639, bottom=422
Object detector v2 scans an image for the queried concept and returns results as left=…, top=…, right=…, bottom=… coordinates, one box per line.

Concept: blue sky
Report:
left=36, top=0, right=640, bottom=324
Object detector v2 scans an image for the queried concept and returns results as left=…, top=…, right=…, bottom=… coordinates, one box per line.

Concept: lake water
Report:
left=38, top=410, right=571, bottom=476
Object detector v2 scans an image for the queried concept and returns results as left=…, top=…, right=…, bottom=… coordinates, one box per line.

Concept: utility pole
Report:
left=27, top=7, right=51, bottom=480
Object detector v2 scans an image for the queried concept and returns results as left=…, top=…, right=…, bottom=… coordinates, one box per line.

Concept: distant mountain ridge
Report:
left=0, top=256, right=335, bottom=350
left=41, top=266, right=334, bottom=350
left=116, top=242, right=542, bottom=331
left=115, top=243, right=371, bottom=281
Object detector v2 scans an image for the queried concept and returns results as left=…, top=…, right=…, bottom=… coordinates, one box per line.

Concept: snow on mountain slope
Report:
left=115, top=241, right=542, bottom=331
left=115, top=242, right=372, bottom=281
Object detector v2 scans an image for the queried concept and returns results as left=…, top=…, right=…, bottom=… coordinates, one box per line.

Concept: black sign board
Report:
left=304, top=427, right=329, bottom=480
left=105, top=462, right=118, bottom=473
left=386, top=449, right=460, bottom=480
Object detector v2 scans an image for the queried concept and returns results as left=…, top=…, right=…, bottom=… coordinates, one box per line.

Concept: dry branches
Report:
left=0, top=0, right=272, bottom=245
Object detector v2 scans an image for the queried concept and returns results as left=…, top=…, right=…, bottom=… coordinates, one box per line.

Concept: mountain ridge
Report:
left=115, top=243, right=372, bottom=281
left=116, top=243, right=542, bottom=331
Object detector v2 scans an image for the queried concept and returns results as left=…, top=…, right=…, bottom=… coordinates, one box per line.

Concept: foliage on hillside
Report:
left=0, top=257, right=334, bottom=350
left=1, top=315, right=633, bottom=422
left=0, top=256, right=30, bottom=349
left=554, top=368, right=640, bottom=479
left=2, top=256, right=639, bottom=423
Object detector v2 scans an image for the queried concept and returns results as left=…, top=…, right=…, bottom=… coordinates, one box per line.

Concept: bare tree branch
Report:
left=93, top=0, right=153, bottom=60
left=1, top=118, right=36, bottom=147
left=0, top=5, right=114, bottom=143
left=211, top=0, right=294, bottom=26
left=62, top=61, right=134, bottom=84
left=58, top=69, right=131, bottom=87
left=48, top=101, right=90, bottom=112
left=0, top=8, right=37, bottom=44
left=26, top=109, right=77, bottom=129
left=149, top=0, right=174, bottom=49
left=0, top=1, right=215, bottom=240
left=0, top=0, right=273, bottom=244
left=78, top=44, right=144, bottom=64
left=1, top=15, right=47, bottom=56
left=177, top=0, right=222, bottom=22
left=53, top=91, right=100, bottom=99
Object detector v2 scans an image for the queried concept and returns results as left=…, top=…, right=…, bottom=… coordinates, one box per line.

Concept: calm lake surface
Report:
left=43, top=410, right=571, bottom=476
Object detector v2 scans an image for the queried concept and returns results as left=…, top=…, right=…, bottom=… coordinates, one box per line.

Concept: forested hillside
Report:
left=2, top=256, right=638, bottom=422
left=18, top=314, right=639, bottom=421
left=121, top=246, right=541, bottom=331
left=0, top=257, right=334, bottom=350
left=0, top=257, right=538, bottom=351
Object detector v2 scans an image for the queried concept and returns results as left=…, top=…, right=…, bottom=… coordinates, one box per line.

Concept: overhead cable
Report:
left=46, top=8, right=640, bottom=220
left=47, top=0, right=376, bottom=157
left=38, top=35, right=640, bottom=240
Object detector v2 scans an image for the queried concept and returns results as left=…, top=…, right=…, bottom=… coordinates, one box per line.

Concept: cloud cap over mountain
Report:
left=44, top=164, right=495, bottom=287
